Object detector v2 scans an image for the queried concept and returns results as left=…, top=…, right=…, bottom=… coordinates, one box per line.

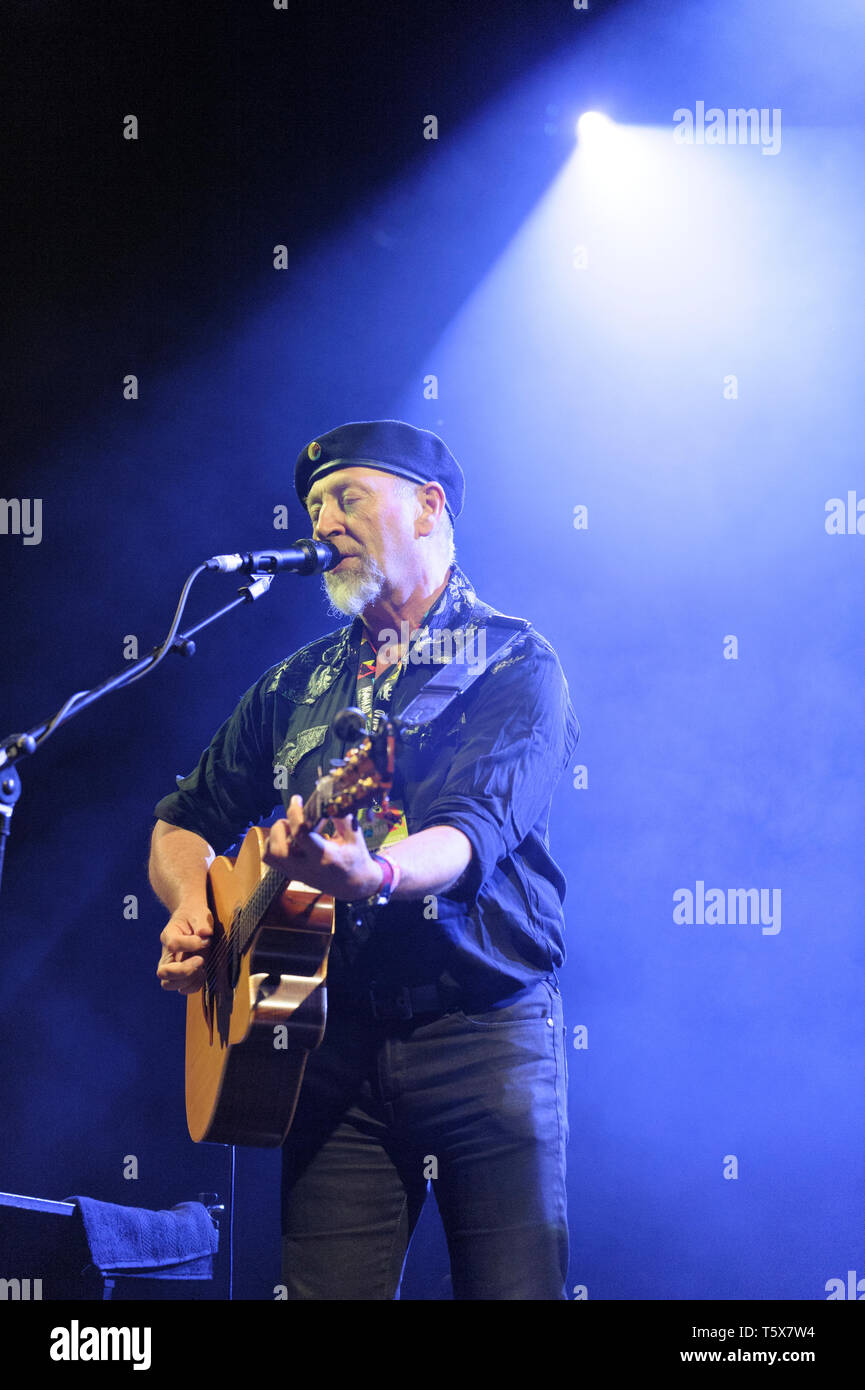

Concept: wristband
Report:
left=368, top=851, right=401, bottom=906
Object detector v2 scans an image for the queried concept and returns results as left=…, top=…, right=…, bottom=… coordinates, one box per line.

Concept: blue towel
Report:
left=66, top=1196, right=218, bottom=1279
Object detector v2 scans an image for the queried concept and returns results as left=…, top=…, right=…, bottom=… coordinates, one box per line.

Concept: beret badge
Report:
left=295, top=419, right=465, bottom=519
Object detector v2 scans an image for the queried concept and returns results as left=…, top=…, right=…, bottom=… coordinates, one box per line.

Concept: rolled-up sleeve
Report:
left=153, top=673, right=278, bottom=853
left=417, top=634, right=580, bottom=898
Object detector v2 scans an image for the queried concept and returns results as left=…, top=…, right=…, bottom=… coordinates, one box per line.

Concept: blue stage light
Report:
left=576, top=111, right=615, bottom=142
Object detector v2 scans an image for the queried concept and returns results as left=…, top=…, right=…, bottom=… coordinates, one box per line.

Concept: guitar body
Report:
left=185, top=826, right=335, bottom=1146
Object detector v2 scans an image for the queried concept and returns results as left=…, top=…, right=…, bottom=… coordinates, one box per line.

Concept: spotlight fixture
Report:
left=576, top=111, right=615, bottom=142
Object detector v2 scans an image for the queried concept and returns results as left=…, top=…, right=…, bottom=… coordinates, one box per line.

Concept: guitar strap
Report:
left=352, top=608, right=529, bottom=856
left=395, top=609, right=531, bottom=728
left=345, top=606, right=531, bottom=946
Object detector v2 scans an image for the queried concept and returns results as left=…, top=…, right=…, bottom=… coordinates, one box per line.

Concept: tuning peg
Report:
left=333, top=707, right=367, bottom=740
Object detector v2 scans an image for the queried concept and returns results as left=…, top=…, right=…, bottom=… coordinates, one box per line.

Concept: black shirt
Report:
left=153, top=563, right=580, bottom=1002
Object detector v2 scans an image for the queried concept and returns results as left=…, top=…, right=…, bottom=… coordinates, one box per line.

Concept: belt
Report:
left=328, top=981, right=461, bottom=1022
left=327, top=976, right=551, bottom=1023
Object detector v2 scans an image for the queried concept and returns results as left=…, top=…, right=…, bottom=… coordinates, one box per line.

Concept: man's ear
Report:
left=417, top=482, right=446, bottom=536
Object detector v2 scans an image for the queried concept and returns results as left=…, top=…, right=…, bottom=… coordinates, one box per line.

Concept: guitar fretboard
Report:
left=231, top=771, right=345, bottom=960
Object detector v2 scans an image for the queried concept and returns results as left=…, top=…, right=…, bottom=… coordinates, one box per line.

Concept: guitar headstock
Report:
left=307, top=708, right=395, bottom=825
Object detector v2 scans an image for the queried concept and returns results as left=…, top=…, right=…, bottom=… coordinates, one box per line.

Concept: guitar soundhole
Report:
left=255, top=972, right=281, bottom=1004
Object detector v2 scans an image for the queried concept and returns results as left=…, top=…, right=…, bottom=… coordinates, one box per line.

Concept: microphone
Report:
left=205, top=538, right=342, bottom=576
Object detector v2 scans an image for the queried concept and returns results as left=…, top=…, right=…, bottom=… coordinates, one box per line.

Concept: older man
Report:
left=151, top=419, right=579, bottom=1300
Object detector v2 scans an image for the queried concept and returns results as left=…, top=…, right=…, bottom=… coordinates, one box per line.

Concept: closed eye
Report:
left=309, top=486, right=367, bottom=524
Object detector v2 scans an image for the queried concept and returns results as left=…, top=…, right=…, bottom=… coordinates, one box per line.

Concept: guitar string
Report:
left=198, top=773, right=335, bottom=986
left=196, top=748, right=393, bottom=991
left=196, top=765, right=385, bottom=993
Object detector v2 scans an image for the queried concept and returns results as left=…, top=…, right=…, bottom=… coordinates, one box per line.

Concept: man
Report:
left=151, top=419, right=579, bottom=1300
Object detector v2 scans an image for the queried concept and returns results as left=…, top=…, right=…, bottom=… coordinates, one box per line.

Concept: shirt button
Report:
left=546, top=1017, right=555, bottom=1027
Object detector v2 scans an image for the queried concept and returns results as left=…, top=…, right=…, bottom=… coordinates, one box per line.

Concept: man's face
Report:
left=306, top=466, right=419, bottom=618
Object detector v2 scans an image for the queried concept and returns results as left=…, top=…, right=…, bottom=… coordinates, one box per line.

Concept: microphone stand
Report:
left=0, top=569, right=275, bottom=905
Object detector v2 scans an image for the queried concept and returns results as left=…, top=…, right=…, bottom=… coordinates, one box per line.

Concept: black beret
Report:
left=295, top=419, right=465, bottom=521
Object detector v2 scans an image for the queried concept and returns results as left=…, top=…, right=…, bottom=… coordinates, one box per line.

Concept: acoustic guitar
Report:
left=185, top=708, right=394, bottom=1146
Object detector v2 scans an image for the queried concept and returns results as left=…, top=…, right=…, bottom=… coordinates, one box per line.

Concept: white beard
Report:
left=321, top=551, right=387, bottom=618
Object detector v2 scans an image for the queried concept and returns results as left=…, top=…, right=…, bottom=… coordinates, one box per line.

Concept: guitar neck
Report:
left=232, top=779, right=342, bottom=958
left=232, top=864, right=288, bottom=958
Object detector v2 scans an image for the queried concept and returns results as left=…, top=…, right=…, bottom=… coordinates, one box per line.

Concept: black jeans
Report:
left=280, top=974, right=569, bottom=1300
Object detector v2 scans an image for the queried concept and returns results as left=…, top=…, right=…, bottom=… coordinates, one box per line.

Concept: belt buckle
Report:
left=368, top=984, right=413, bottom=1021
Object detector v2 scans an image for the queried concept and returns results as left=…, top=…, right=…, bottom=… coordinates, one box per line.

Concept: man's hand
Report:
left=263, top=795, right=382, bottom=901
left=157, top=903, right=214, bottom=994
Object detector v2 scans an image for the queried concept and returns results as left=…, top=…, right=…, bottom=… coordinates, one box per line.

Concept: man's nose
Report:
left=313, top=497, right=345, bottom=539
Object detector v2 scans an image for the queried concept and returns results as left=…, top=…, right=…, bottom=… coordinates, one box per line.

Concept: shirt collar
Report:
left=269, top=563, right=480, bottom=702
left=350, top=563, right=478, bottom=660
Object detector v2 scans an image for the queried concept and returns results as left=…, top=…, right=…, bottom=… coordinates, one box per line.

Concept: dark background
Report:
left=1, top=0, right=623, bottom=1301
left=2, top=0, right=864, bottom=1308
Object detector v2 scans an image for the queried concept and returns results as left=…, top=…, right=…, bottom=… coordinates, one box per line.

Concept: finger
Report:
left=326, top=816, right=365, bottom=848
left=158, top=952, right=204, bottom=972
left=160, top=918, right=213, bottom=946
left=290, top=801, right=316, bottom=838
left=163, top=927, right=212, bottom=948
left=160, top=922, right=190, bottom=945
left=161, top=930, right=212, bottom=954
left=267, top=819, right=316, bottom=861
left=160, top=974, right=204, bottom=994
left=158, top=955, right=205, bottom=984
left=289, top=826, right=328, bottom=857
left=331, top=813, right=364, bottom=837
left=268, top=820, right=291, bottom=856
